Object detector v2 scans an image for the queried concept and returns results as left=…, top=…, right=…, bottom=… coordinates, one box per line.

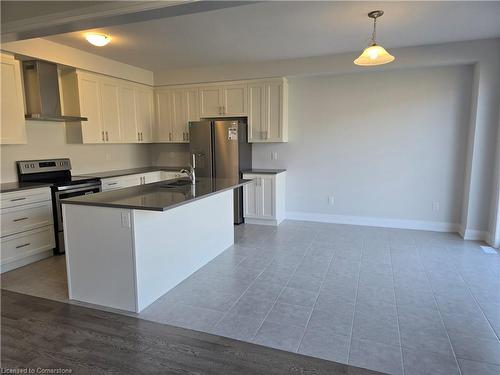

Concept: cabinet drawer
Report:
left=1, top=187, right=51, bottom=209
left=1, top=226, right=55, bottom=265
left=101, top=176, right=140, bottom=191
left=1, top=202, right=53, bottom=237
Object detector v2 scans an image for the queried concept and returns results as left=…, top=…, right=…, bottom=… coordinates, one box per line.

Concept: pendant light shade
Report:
left=354, top=10, right=395, bottom=66
left=354, top=45, right=395, bottom=66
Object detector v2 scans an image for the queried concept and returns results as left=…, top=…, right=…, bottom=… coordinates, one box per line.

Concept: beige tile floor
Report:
left=2, top=221, right=499, bottom=375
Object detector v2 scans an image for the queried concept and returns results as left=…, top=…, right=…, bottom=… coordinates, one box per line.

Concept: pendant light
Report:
left=354, top=10, right=395, bottom=66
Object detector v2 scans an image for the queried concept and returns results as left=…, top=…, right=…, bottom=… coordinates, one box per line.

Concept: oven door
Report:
left=54, top=185, right=101, bottom=231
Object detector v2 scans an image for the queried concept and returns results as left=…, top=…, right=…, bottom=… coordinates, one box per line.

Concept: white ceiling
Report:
left=45, top=1, right=500, bottom=72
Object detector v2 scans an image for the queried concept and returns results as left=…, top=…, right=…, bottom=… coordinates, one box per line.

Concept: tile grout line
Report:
left=294, top=233, right=339, bottom=354
left=389, top=237, right=410, bottom=375
left=346, top=236, right=363, bottom=365
left=450, top=247, right=500, bottom=343
left=417, top=241, right=464, bottom=375
left=249, top=230, right=319, bottom=343
left=210, top=229, right=280, bottom=331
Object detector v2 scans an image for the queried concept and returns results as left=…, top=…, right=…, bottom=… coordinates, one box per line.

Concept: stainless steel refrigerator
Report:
left=189, top=118, right=252, bottom=224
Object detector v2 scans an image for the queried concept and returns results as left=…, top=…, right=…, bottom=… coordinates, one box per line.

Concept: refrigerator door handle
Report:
left=192, top=153, right=196, bottom=168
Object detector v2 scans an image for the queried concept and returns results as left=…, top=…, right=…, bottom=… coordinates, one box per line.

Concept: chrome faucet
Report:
left=180, top=154, right=196, bottom=184
left=180, top=166, right=195, bottom=184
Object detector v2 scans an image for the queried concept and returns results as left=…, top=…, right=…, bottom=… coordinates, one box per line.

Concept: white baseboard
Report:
left=286, top=211, right=461, bottom=233
left=458, top=224, right=490, bottom=242
left=245, top=217, right=283, bottom=226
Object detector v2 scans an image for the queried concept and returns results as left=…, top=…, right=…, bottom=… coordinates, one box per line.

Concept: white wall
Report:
left=1, top=121, right=151, bottom=182
left=251, top=66, right=471, bottom=228
left=154, top=38, right=500, bottom=240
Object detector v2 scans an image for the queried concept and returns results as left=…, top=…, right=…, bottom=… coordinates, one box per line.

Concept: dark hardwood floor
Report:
left=1, top=290, right=383, bottom=374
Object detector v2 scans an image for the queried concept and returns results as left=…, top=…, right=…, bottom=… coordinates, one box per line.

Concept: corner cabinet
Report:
left=248, top=78, right=288, bottom=142
left=242, top=171, right=286, bottom=226
left=155, top=87, right=199, bottom=143
left=61, top=70, right=154, bottom=144
left=0, top=53, right=27, bottom=144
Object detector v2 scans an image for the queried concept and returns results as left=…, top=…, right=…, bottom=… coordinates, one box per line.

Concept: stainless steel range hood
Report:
left=22, top=60, right=87, bottom=122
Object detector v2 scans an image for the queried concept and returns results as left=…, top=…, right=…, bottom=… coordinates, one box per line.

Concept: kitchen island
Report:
left=62, top=177, right=249, bottom=313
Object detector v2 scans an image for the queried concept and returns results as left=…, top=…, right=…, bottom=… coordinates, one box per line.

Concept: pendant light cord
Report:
left=371, top=16, right=377, bottom=45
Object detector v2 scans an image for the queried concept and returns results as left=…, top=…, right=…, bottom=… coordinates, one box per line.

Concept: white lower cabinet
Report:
left=242, top=172, right=286, bottom=226
left=0, top=187, right=55, bottom=273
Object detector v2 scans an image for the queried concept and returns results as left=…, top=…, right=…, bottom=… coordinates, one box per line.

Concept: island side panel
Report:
left=133, top=189, right=234, bottom=311
left=63, top=204, right=138, bottom=312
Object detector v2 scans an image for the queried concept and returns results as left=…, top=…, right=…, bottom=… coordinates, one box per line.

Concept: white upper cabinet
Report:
left=62, top=70, right=154, bottom=144
left=199, top=86, right=222, bottom=117
left=99, top=78, right=121, bottom=143
left=248, top=78, right=288, bottom=143
left=134, top=86, right=154, bottom=143
left=222, top=83, right=247, bottom=116
left=199, top=83, right=247, bottom=118
left=155, top=90, right=173, bottom=142
left=76, top=72, right=104, bottom=143
left=155, top=87, right=199, bottom=143
left=0, top=54, right=27, bottom=144
left=118, top=84, right=138, bottom=143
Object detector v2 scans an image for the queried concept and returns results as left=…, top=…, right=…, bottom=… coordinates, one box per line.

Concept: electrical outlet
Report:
left=328, top=195, right=335, bottom=205
left=121, top=212, right=130, bottom=228
left=432, top=202, right=440, bottom=212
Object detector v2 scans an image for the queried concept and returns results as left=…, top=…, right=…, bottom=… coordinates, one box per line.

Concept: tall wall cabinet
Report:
left=0, top=53, right=27, bottom=145
left=61, top=70, right=154, bottom=144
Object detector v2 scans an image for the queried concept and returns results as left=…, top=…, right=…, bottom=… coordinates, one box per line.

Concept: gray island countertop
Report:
left=61, top=177, right=250, bottom=212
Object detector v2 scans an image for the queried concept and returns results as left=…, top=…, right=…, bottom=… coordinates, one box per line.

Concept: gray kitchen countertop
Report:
left=61, top=177, right=250, bottom=212
left=78, top=166, right=188, bottom=179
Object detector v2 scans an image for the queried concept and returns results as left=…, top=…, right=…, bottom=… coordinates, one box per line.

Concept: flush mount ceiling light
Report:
left=85, top=33, right=111, bottom=47
left=354, top=10, right=395, bottom=66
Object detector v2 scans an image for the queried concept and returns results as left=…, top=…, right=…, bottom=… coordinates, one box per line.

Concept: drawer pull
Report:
left=13, top=217, right=29, bottom=222
left=107, top=182, right=118, bottom=186
left=10, top=197, right=26, bottom=201
left=15, top=243, right=31, bottom=249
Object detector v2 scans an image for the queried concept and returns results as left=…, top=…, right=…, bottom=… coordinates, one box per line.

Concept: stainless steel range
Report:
left=17, top=158, right=101, bottom=254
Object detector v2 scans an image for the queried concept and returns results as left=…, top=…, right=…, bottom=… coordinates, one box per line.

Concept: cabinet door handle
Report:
left=105, top=131, right=109, bottom=142
left=138, top=132, right=140, bottom=141
left=222, top=106, right=226, bottom=115
left=16, top=243, right=31, bottom=249
left=141, top=132, right=143, bottom=141
left=102, top=131, right=105, bottom=141
left=10, top=197, right=26, bottom=202
left=169, top=132, right=172, bottom=141
left=13, top=217, right=28, bottom=222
